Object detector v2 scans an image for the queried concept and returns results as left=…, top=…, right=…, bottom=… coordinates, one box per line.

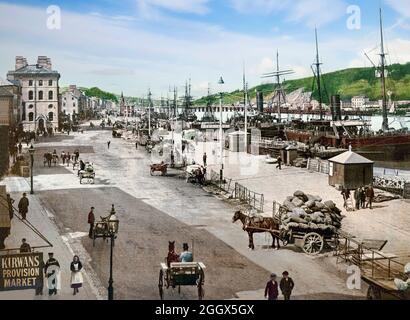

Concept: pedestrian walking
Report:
left=19, top=238, right=31, bottom=253
left=107, top=141, right=111, bottom=149
left=360, top=187, right=366, bottom=209
left=61, top=151, right=66, bottom=165
left=135, top=142, right=138, bottom=150
left=74, top=149, right=80, bottom=162
left=170, top=150, right=175, bottom=168
left=18, top=142, right=22, bottom=154
left=341, top=189, right=350, bottom=209
left=265, top=273, right=279, bottom=300
left=276, top=156, right=282, bottom=170
left=203, top=152, right=207, bottom=166
left=66, top=152, right=71, bottom=167
left=44, top=253, right=61, bottom=296
left=366, top=186, right=375, bottom=209
left=18, top=193, right=29, bottom=220
left=354, top=188, right=361, bottom=210
left=7, top=193, right=15, bottom=220
left=280, top=271, right=295, bottom=300
left=70, top=255, right=83, bottom=295
left=88, top=207, right=95, bottom=239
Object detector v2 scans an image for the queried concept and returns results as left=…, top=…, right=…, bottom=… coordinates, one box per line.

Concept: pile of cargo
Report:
left=280, top=190, right=344, bottom=234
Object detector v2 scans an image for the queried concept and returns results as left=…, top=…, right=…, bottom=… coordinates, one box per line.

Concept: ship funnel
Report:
left=331, top=95, right=342, bottom=121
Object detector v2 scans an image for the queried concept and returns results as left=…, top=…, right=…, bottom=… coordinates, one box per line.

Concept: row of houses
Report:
left=0, top=55, right=114, bottom=178
left=0, top=56, right=114, bottom=133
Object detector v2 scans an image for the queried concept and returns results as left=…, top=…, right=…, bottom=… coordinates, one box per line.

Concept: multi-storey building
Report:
left=7, top=56, right=60, bottom=132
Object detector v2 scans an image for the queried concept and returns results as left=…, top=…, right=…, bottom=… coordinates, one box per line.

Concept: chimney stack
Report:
left=37, top=56, right=52, bottom=69
left=15, top=56, right=27, bottom=70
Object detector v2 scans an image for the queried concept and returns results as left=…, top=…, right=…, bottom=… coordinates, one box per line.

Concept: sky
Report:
left=1, top=0, right=410, bottom=99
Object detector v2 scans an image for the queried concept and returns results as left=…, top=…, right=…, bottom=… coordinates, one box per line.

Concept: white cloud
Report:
left=0, top=2, right=408, bottom=100
left=386, top=0, right=410, bottom=17
left=229, top=0, right=347, bottom=27
left=137, top=0, right=210, bottom=15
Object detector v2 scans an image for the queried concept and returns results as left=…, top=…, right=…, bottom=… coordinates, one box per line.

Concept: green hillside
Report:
left=195, top=62, right=410, bottom=105
left=82, top=87, right=118, bottom=103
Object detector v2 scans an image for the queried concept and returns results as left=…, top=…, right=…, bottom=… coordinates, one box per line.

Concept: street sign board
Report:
left=0, top=252, right=43, bottom=291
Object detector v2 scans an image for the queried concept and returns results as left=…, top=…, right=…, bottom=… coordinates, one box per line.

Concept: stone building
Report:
left=61, top=85, right=86, bottom=121
left=7, top=56, right=60, bottom=132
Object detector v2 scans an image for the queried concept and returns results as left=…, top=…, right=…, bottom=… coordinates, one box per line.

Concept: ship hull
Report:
left=285, top=130, right=410, bottom=166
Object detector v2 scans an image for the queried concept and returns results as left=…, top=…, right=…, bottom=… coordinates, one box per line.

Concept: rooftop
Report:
left=8, top=64, right=60, bottom=76
left=329, top=151, right=374, bottom=165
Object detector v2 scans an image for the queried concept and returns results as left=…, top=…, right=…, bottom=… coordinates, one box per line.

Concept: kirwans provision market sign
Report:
left=0, top=252, right=43, bottom=291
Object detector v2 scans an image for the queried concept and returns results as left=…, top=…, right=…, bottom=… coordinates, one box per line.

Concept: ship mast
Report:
left=379, top=8, right=389, bottom=132
left=314, top=28, right=324, bottom=121
left=261, top=50, right=294, bottom=123
left=243, top=63, right=248, bottom=151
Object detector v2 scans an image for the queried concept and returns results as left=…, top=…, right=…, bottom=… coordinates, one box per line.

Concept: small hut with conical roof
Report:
left=328, top=149, right=374, bottom=190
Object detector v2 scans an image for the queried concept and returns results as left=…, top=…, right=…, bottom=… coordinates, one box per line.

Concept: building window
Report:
left=29, top=80, right=33, bottom=86
left=28, top=104, right=33, bottom=109
left=48, top=80, right=53, bottom=86
left=63, top=102, right=66, bottom=107
left=73, top=103, right=76, bottom=107
left=39, top=80, right=43, bottom=86
left=38, top=91, right=43, bottom=100
left=48, top=90, right=53, bottom=100
left=28, top=91, right=34, bottom=100
left=28, top=112, right=34, bottom=122
left=48, top=112, right=54, bottom=121
left=48, top=104, right=53, bottom=109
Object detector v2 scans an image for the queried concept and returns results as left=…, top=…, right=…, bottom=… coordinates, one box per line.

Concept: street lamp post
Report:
left=218, top=76, right=225, bottom=186
left=106, top=204, right=119, bottom=300
left=28, top=145, right=35, bottom=195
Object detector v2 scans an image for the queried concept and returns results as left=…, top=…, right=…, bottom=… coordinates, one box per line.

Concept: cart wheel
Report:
left=158, top=269, right=164, bottom=300
left=150, top=169, right=154, bottom=176
left=367, top=285, right=382, bottom=300
left=302, top=232, right=324, bottom=255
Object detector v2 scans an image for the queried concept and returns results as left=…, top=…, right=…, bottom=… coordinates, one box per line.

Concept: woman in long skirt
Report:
left=70, top=255, right=84, bottom=295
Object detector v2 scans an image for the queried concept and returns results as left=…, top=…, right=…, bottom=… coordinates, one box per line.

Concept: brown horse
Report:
left=166, top=241, right=180, bottom=267
left=232, top=210, right=281, bottom=250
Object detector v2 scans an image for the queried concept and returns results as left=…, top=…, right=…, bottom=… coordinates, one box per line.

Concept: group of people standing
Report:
left=265, top=271, right=295, bottom=300
left=58, top=149, right=80, bottom=167
left=341, top=185, right=375, bottom=210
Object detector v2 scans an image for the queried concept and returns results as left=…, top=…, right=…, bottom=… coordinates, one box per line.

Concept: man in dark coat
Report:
left=19, top=238, right=31, bottom=253
left=265, top=273, right=279, bottom=300
left=203, top=153, right=207, bottom=166
left=280, top=271, right=295, bottom=300
left=88, top=207, right=95, bottom=239
left=366, top=186, right=375, bottom=209
left=276, top=156, right=282, bottom=170
left=360, top=187, right=366, bottom=209
left=18, top=193, right=29, bottom=220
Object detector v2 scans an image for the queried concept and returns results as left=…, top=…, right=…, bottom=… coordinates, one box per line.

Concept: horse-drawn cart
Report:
left=158, top=262, right=206, bottom=300
left=79, top=163, right=95, bottom=184
left=150, top=163, right=168, bottom=176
